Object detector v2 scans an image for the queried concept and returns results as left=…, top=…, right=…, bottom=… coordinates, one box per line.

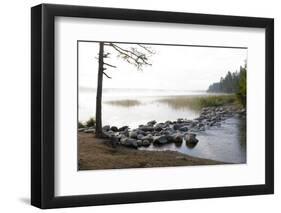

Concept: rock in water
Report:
left=172, top=133, right=183, bottom=143
left=129, top=131, right=138, bottom=139
left=142, top=140, right=151, bottom=147
left=179, top=126, right=189, bottom=132
left=137, top=134, right=144, bottom=140
left=84, top=128, right=95, bottom=133
left=185, top=133, right=199, bottom=144
left=173, top=124, right=180, bottom=130
left=120, top=136, right=128, bottom=145
left=154, top=126, right=163, bottom=132
left=102, top=125, right=110, bottom=132
left=166, top=134, right=174, bottom=142
left=139, top=125, right=154, bottom=132
left=136, top=140, right=143, bottom=146
left=120, top=137, right=138, bottom=148
left=141, top=134, right=154, bottom=143
left=153, top=135, right=168, bottom=145
left=126, top=138, right=138, bottom=148
left=177, top=118, right=184, bottom=123
left=118, top=126, right=129, bottom=131
left=147, top=120, right=157, bottom=126
left=78, top=128, right=87, bottom=132
left=110, top=126, right=118, bottom=132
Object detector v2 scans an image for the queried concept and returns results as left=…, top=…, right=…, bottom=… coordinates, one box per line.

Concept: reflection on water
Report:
left=79, top=89, right=246, bottom=164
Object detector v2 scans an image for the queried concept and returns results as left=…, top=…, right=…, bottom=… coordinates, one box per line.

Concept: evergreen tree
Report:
left=207, top=62, right=247, bottom=107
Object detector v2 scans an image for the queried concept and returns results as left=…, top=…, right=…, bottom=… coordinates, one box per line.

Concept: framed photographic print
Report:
left=31, top=3, right=274, bottom=209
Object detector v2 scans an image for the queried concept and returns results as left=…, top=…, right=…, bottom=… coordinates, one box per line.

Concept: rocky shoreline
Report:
left=78, top=105, right=246, bottom=149
left=78, top=132, right=224, bottom=170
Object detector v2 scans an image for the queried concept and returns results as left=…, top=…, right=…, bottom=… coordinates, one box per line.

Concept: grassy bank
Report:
left=157, top=94, right=239, bottom=110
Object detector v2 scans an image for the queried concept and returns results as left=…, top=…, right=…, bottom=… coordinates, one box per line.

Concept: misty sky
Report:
left=78, top=42, right=247, bottom=91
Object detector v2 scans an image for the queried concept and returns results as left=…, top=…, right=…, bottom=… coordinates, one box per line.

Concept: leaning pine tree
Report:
left=95, top=42, right=155, bottom=137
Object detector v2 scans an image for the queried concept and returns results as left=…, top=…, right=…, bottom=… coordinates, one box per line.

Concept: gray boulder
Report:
left=103, top=131, right=114, bottom=138
left=120, top=129, right=129, bottom=137
left=120, top=137, right=138, bottom=148
left=110, top=126, right=118, bottom=132
left=78, top=128, right=87, bottom=132
left=141, top=134, right=154, bottom=143
left=102, top=125, right=110, bottom=131
left=147, top=120, right=157, bottom=126
left=139, top=125, right=154, bottom=132
left=173, top=124, right=181, bottom=130
left=166, top=134, right=174, bottom=142
left=153, top=135, right=168, bottom=145
left=154, top=126, right=163, bottom=132
left=142, top=139, right=151, bottom=147
left=137, top=134, right=144, bottom=140
left=137, top=129, right=146, bottom=135
left=165, top=120, right=172, bottom=124
left=83, top=128, right=95, bottom=133
left=172, top=133, right=183, bottom=143
left=179, top=126, right=189, bottom=132
left=126, top=138, right=138, bottom=148
left=129, top=131, right=138, bottom=139
left=118, top=126, right=129, bottom=131
left=199, top=126, right=205, bottom=131
left=120, top=136, right=128, bottom=145
left=177, top=118, right=184, bottom=123
left=136, top=140, right=143, bottom=146
left=185, top=133, right=199, bottom=144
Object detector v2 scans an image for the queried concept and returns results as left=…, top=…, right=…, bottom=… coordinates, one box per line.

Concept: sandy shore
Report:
left=78, top=132, right=224, bottom=170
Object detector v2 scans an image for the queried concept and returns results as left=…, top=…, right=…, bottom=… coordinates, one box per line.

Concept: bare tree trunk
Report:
left=95, top=42, right=104, bottom=137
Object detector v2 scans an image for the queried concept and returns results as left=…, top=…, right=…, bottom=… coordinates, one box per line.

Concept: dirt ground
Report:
left=78, top=132, right=224, bottom=170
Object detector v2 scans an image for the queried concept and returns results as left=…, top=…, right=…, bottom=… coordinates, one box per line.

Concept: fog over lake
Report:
left=78, top=42, right=247, bottom=164
left=79, top=88, right=206, bottom=126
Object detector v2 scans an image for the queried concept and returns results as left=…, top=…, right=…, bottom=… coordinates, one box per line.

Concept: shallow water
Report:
left=140, top=117, right=246, bottom=163
left=79, top=88, right=246, bottom=163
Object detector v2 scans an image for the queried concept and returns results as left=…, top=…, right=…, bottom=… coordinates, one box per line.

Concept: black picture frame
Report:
left=31, top=3, right=274, bottom=209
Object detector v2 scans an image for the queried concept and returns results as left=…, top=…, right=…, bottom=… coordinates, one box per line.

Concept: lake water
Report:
left=79, top=88, right=208, bottom=126
left=139, top=117, right=246, bottom=163
left=79, top=88, right=246, bottom=163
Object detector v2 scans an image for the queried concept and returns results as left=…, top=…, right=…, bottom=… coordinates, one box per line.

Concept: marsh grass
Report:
left=157, top=95, right=238, bottom=110
left=105, top=99, right=141, bottom=107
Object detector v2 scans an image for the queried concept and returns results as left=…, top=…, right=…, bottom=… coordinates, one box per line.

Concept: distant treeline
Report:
left=207, top=64, right=247, bottom=107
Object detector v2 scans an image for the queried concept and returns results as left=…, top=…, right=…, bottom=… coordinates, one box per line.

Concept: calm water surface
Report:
left=79, top=88, right=207, bottom=126
left=79, top=88, right=246, bottom=163
left=139, top=117, right=246, bottom=163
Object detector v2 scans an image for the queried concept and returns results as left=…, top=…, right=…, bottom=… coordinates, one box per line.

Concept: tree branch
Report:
left=104, top=62, right=117, bottom=68
left=103, top=71, right=112, bottom=79
left=103, top=52, right=111, bottom=58
left=111, top=44, right=143, bottom=61
left=109, top=43, right=152, bottom=66
left=137, top=44, right=155, bottom=54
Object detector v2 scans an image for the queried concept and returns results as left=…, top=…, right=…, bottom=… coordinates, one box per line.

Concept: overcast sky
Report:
left=78, top=42, right=247, bottom=91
